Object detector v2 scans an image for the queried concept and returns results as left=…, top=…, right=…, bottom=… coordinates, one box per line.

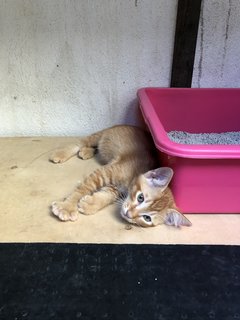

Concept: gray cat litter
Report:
left=167, top=131, right=240, bottom=145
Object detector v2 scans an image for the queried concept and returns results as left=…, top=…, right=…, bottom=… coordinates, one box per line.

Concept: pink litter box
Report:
left=138, top=88, right=240, bottom=213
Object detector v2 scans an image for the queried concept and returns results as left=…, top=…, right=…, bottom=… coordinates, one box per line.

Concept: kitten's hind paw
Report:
left=78, top=147, right=95, bottom=160
left=49, top=145, right=80, bottom=163
left=52, top=201, right=78, bottom=221
left=49, top=150, right=70, bottom=163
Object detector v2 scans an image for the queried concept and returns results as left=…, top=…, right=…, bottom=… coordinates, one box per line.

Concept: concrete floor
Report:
left=0, top=137, right=240, bottom=245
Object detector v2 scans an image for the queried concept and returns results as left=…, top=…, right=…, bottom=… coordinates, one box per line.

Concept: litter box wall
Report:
left=0, top=0, right=177, bottom=136
left=192, top=0, right=240, bottom=88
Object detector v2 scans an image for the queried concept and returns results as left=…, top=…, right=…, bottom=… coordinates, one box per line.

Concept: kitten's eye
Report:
left=137, top=193, right=144, bottom=203
left=143, top=215, right=152, bottom=223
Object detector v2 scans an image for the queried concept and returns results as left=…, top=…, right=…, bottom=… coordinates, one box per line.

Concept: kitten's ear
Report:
left=164, top=209, right=192, bottom=227
left=144, top=167, right=173, bottom=191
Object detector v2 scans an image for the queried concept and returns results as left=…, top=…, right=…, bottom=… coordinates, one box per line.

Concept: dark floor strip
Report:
left=0, top=244, right=239, bottom=320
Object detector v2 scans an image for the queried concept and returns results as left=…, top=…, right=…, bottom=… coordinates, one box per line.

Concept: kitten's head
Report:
left=121, top=167, right=191, bottom=228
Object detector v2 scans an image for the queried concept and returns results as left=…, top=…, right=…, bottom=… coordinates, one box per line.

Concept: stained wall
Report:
left=0, top=0, right=177, bottom=136
left=0, top=0, right=239, bottom=136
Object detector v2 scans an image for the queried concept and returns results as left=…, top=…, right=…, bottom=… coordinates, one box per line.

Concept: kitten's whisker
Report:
left=118, top=192, right=128, bottom=200
left=115, top=199, right=125, bottom=206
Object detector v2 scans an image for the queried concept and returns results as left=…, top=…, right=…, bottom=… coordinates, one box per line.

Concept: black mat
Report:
left=0, top=244, right=239, bottom=320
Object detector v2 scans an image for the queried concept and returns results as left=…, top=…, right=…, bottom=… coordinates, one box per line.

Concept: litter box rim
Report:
left=138, top=87, right=240, bottom=159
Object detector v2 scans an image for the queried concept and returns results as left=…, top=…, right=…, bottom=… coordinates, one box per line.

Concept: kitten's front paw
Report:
left=78, top=195, right=99, bottom=215
left=52, top=201, right=78, bottom=221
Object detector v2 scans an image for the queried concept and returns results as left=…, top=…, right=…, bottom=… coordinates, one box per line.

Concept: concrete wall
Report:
left=0, top=0, right=177, bottom=136
left=1, top=0, right=240, bottom=136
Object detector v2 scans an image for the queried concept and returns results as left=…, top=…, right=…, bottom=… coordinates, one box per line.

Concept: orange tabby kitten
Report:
left=50, top=125, right=191, bottom=228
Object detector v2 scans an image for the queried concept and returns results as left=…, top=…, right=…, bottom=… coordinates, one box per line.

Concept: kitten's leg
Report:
left=51, top=163, right=124, bottom=221
left=49, top=131, right=102, bottom=163
left=78, top=186, right=119, bottom=215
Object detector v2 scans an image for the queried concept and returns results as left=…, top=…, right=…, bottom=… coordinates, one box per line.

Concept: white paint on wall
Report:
left=192, top=0, right=240, bottom=88
left=0, top=0, right=177, bottom=136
